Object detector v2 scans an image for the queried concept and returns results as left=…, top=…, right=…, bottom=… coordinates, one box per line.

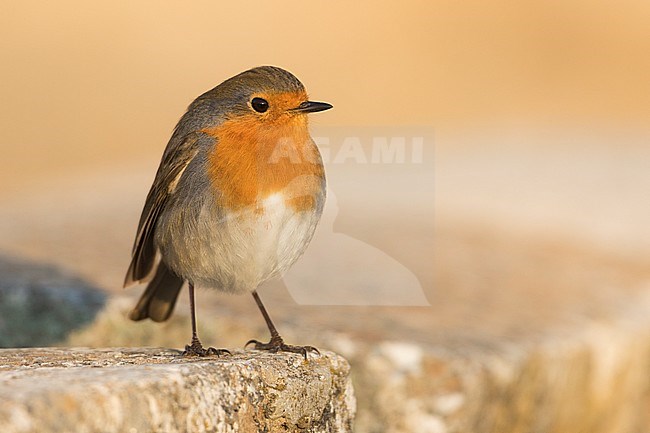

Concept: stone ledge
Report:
left=0, top=348, right=355, bottom=433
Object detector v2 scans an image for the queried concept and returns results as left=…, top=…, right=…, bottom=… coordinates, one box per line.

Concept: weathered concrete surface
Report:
left=63, top=291, right=650, bottom=433
left=330, top=306, right=650, bottom=433
left=0, top=348, right=355, bottom=433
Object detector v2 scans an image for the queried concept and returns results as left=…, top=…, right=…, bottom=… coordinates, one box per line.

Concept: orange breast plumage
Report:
left=203, top=100, right=325, bottom=215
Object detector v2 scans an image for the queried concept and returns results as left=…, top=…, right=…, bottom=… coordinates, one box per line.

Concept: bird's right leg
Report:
left=182, top=282, right=230, bottom=357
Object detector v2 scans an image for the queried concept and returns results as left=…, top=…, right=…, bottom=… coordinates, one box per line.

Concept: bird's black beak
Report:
left=292, top=101, right=333, bottom=113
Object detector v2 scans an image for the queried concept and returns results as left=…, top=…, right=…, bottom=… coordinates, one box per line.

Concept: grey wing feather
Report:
left=123, top=133, right=201, bottom=287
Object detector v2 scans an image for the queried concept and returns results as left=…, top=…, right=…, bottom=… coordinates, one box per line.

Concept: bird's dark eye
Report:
left=251, top=97, right=269, bottom=113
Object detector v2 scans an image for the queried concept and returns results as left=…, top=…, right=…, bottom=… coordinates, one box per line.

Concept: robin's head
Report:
left=188, top=66, right=331, bottom=130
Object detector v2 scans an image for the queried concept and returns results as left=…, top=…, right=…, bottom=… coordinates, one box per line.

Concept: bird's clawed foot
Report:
left=183, top=336, right=231, bottom=357
left=245, top=336, right=320, bottom=360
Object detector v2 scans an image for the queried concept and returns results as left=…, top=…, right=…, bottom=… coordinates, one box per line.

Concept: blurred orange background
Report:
left=2, top=6, right=650, bottom=430
left=1, top=0, right=650, bottom=198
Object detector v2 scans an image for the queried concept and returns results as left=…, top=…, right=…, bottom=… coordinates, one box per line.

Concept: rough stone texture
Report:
left=329, top=306, right=650, bottom=433
left=0, top=348, right=355, bottom=433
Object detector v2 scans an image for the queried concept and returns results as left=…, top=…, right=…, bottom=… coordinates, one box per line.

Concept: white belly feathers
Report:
left=156, top=190, right=321, bottom=294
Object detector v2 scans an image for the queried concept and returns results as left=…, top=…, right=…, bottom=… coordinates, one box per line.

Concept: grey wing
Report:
left=123, top=133, right=202, bottom=287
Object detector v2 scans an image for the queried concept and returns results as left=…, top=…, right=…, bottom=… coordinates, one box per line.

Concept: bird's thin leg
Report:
left=188, top=282, right=201, bottom=345
left=182, top=282, right=230, bottom=357
left=253, top=290, right=282, bottom=343
left=245, top=290, right=319, bottom=360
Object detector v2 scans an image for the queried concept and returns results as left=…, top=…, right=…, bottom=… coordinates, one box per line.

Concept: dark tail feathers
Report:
left=128, top=262, right=184, bottom=322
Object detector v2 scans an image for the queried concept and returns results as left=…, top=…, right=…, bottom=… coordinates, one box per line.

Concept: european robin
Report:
left=124, top=66, right=332, bottom=357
